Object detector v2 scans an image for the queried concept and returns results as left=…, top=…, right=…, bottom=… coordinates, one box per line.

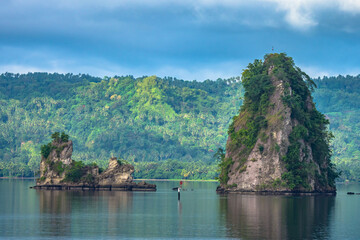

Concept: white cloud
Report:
left=338, top=0, right=360, bottom=13
left=261, top=0, right=324, bottom=29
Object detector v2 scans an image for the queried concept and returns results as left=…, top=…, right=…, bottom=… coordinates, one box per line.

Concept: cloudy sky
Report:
left=1, top=0, right=360, bottom=80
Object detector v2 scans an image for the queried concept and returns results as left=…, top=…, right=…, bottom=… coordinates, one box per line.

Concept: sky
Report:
left=1, top=0, right=360, bottom=81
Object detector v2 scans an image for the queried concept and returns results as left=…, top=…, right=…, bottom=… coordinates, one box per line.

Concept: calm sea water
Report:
left=0, top=180, right=360, bottom=239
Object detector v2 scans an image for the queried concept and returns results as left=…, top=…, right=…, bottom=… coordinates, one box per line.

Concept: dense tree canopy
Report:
left=0, top=72, right=358, bottom=181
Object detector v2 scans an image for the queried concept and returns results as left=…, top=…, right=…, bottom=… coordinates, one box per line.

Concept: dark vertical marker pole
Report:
left=178, top=181, right=182, bottom=201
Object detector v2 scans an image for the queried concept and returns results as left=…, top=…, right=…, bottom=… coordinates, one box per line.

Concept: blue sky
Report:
left=1, top=0, right=360, bottom=80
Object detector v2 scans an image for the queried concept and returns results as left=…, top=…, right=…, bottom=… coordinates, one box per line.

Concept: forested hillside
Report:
left=0, top=72, right=359, bottom=181
left=0, top=73, right=242, bottom=179
left=313, top=75, right=360, bottom=181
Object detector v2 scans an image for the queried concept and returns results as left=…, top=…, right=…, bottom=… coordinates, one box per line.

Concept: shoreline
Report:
left=1, top=177, right=357, bottom=184
left=0, top=176, right=218, bottom=182
left=135, top=179, right=218, bottom=182
left=0, top=177, right=37, bottom=180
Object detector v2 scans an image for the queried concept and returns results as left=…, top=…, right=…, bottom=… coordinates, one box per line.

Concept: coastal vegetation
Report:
left=0, top=71, right=359, bottom=181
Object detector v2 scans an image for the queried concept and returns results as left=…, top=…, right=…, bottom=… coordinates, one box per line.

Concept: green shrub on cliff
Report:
left=40, top=132, right=70, bottom=159
left=40, top=143, right=55, bottom=159
left=271, top=54, right=339, bottom=189
left=63, top=160, right=85, bottom=183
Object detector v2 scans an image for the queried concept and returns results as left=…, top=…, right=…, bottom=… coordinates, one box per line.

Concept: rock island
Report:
left=32, top=132, right=156, bottom=191
left=217, top=53, right=338, bottom=195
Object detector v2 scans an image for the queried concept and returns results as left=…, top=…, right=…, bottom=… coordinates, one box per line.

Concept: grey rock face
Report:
left=97, top=157, right=134, bottom=185
left=38, top=141, right=74, bottom=185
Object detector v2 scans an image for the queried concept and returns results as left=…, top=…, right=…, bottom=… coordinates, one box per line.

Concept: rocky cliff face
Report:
left=38, top=140, right=73, bottom=184
left=218, top=53, right=337, bottom=193
left=97, top=157, right=134, bottom=185
left=37, top=138, right=136, bottom=186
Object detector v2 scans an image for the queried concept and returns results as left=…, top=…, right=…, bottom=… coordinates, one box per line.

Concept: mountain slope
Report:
left=0, top=70, right=358, bottom=181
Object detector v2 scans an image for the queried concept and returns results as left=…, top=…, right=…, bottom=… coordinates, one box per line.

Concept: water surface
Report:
left=0, top=179, right=359, bottom=239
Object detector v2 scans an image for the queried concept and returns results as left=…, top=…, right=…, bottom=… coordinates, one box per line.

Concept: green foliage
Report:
left=55, top=146, right=64, bottom=158
left=312, top=76, right=360, bottom=182
left=239, top=164, right=247, bottom=173
left=83, top=174, right=95, bottom=184
left=226, top=57, right=273, bottom=156
left=0, top=73, right=243, bottom=179
left=256, top=178, right=286, bottom=191
left=117, top=157, right=130, bottom=166
left=241, top=59, right=274, bottom=114
left=275, top=144, right=280, bottom=153
left=217, top=157, right=233, bottom=185
left=51, top=132, right=69, bottom=143
left=40, top=143, right=55, bottom=159
left=224, top=53, right=339, bottom=189
left=258, top=145, right=264, bottom=153
left=133, top=159, right=218, bottom=180
left=215, top=148, right=233, bottom=184
left=61, top=132, right=69, bottom=142
left=51, top=132, right=60, bottom=142
left=227, top=183, right=237, bottom=188
left=40, top=132, right=70, bottom=158
left=282, top=126, right=310, bottom=190
left=229, top=115, right=268, bottom=151
left=268, top=53, right=338, bottom=189
left=63, top=160, right=85, bottom=183
left=0, top=71, right=357, bottom=181
left=221, top=56, right=274, bottom=184
left=50, top=161, right=65, bottom=175
left=38, top=176, right=46, bottom=182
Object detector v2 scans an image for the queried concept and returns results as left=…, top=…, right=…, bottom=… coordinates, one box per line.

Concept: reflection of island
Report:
left=221, top=194, right=335, bottom=239
left=38, top=190, right=72, bottom=238
left=37, top=189, right=134, bottom=238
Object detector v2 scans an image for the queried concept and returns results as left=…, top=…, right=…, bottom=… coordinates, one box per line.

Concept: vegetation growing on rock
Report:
left=37, top=132, right=137, bottom=186
left=219, top=53, right=338, bottom=192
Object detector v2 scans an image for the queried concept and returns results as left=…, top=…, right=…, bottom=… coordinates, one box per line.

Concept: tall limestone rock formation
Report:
left=218, top=53, right=338, bottom=194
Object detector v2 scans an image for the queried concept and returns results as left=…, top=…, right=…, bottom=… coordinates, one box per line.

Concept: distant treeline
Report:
left=313, top=75, right=360, bottom=181
left=0, top=72, right=359, bottom=181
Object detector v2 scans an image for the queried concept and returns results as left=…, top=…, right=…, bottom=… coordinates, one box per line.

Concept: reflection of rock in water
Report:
left=37, top=190, right=134, bottom=238
left=38, top=190, right=72, bottom=238
left=222, top=194, right=335, bottom=239
left=104, top=191, right=133, bottom=235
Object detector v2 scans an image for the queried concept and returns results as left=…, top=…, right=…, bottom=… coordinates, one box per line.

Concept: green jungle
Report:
left=0, top=72, right=359, bottom=181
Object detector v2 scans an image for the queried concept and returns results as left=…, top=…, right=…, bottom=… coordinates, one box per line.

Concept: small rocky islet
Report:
left=32, top=132, right=156, bottom=191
